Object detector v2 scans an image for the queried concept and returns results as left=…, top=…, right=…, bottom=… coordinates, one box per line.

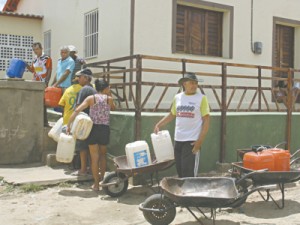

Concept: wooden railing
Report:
left=86, top=55, right=300, bottom=162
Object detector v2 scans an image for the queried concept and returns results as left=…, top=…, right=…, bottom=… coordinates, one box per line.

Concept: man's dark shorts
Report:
left=75, top=139, right=89, bottom=152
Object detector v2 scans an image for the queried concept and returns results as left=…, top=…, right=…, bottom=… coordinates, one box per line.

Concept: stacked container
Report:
left=70, top=112, right=93, bottom=140
left=48, top=117, right=63, bottom=142
left=263, top=148, right=290, bottom=171
left=6, top=58, right=26, bottom=78
left=56, top=133, right=76, bottom=163
left=151, top=130, right=174, bottom=162
left=243, top=151, right=275, bottom=171
left=125, top=141, right=152, bottom=168
left=44, top=87, right=62, bottom=108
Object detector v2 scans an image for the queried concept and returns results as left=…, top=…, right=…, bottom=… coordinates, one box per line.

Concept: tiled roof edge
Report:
left=0, top=11, right=43, bottom=19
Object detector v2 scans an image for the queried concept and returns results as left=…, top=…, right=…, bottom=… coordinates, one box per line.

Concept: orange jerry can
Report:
left=263, top=149, right=290, bottom=171
left=44, top=87, right=62, bottom=108
left=243, top=151, right=275, bottom=171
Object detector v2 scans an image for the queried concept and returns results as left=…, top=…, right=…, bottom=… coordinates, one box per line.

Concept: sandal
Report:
left=90, top=185, right=99, bottom=192
left=71, top=170, right=88, bottom=176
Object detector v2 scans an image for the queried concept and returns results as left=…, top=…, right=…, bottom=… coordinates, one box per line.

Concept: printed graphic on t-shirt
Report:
left=176, top=105, right=195, bottom=118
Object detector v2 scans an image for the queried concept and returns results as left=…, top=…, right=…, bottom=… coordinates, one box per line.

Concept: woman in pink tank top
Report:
left=67, top=79, right=115, bottom=191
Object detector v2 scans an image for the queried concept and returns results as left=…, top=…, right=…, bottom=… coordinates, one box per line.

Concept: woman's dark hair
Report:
left=95, top=79, right=109, bottom=92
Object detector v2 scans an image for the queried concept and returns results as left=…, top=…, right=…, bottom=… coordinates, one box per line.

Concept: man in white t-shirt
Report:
left=154, top=73, right=210, bottom=177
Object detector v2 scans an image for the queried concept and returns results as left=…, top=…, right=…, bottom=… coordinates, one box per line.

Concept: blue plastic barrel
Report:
left=7, top=58, right=26, bottom=78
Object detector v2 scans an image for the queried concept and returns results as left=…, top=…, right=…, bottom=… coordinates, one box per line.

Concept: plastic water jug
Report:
left=71, top=112, right=93, bottom=140
left=125, top=141, right=152, bottom=168
left=56, top=133, right=76, bottom=163
left=263, top=148, right=290, bottom=171
left=44, top=87, right=62, bottom=108
left=48, top=117, right=63, bottom=142
left=6, top=58, right=26, bottom=78
left=243, top=151, right=275, bottom=171
left=151, top=130, right=174, bottom=162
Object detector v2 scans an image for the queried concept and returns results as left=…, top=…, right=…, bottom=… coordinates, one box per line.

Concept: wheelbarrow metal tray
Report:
left=113, top=155, right=175, bottom=175
left=160, top=177, right=239, bottom=208
left=232, top=162, right=300, bottom=185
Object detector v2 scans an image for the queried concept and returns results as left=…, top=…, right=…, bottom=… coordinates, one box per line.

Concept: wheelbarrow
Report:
left=231, top=161, right=300, bottom=209
left=101, top=155, right=175, bottom=197
left=139, top=175, right=262, bottom=225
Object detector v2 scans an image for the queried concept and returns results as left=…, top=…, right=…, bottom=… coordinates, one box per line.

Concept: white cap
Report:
left=68, top=45, right=77, bottom=53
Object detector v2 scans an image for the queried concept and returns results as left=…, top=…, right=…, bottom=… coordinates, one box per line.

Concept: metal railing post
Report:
left=220, top=63, right=227, bottom=163
left=135, top=55, right=142, bottom=141
left=258, top=66, right=262, bottom=111
left=286, top=69, right=293, bottom=150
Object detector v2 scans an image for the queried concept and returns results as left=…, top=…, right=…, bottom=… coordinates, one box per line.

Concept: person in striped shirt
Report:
left=26, top=42, right=52, bottom=126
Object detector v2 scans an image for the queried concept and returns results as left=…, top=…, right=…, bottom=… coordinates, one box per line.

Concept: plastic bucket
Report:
left=125, top=141, right=152, bottom=168
left=71, top=112, right=93, bottom=140
left=56, top=133, right=76, bottom=163
left=243, top=151, right=275, bottom=171
left=151, top=130, right=174, bottom=162
left=264, top=149, right=290, bottom=171
left=7, top=58, right=26, bottom=78
left=48, top=117, right=63, bottom=142
left=44, top=87, right=62, bottom=108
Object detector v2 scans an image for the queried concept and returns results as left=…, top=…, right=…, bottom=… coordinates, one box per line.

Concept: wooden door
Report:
left=273, top=24, right=294, bottom=88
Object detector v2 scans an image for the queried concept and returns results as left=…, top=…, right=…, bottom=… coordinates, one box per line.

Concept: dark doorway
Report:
left=273, top=24, right=295, bottom=103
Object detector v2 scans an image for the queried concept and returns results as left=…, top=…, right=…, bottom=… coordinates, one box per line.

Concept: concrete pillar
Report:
left=0, top=80, right=45, bottom=164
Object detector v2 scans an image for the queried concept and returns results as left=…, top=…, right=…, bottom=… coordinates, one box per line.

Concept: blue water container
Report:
left=6, top=58, right=26, bottom=78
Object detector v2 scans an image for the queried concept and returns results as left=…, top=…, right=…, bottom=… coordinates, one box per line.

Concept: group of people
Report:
left=27, top=42, right=211, bottom=192
left=27, top=42, right=115, bottom=191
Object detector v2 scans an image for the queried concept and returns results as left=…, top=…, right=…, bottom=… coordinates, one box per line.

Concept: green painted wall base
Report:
left=108, top=112, right=300, bottom=174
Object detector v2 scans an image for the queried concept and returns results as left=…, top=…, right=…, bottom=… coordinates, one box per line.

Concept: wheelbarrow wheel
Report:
left=142, top=194, right=176, bottom=225
left=102, top=172, right=128, bottom=197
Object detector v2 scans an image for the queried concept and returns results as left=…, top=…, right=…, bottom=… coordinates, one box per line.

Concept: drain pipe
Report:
left=250, top=0, right=262, bottom=54
left=250, top=0, right=255, bottom=53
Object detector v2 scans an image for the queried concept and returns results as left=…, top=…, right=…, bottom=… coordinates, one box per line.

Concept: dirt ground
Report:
left=1, top=179, right=300, bottom=225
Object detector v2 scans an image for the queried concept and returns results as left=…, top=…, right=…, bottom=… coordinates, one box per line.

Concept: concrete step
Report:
left=45, top=153, right=67, bottom=168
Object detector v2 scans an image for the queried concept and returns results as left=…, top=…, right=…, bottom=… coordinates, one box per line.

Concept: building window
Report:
left=44, top=30, right=51, bottom=56
left=0, top=34, right=33, bottom=71
left=172, top=0, right=233, bottom=58
left=176, top=5, right=223, bottom=57
left=84, top=9, right=99, bottom=58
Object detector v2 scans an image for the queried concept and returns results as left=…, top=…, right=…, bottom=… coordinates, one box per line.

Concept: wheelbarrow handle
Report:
left=290, top=156, right=300, bottom=166
left=274, top=141, right=287, bottom=149
left=291, top=149, right=300, bottom=159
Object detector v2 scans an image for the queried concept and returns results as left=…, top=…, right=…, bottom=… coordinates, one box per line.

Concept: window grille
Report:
left=44, top=30, right=51, bottom=57
left=0, top=34, right=33, bottom=71
left=84, top=9, right=99, bottom=58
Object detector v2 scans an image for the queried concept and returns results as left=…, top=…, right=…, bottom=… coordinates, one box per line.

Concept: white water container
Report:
left=151, top=130, right=174, bottom=162
left=48, top=117, right=63, bottom=142
left=71, top=112, right=93, bottom=140
left=125, top=140, right=152, bottom=168
left=56, top=133, right=76, bottom=163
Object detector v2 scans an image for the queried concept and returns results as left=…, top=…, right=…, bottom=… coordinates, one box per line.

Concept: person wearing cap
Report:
left=67, top=79, right=115, bottom=191
left=52, top=46, right=75, bottom=90
left=69, top=45, right=86, bottom=85
left=72, top=68, right=97, bottom=176
left=154, top=72, right=210, bottom=178
left=58, top=68, right=92, bottom=125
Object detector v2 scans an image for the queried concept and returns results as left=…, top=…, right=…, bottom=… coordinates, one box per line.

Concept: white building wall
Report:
left=9, top=0, right=300, bottom=109
left=0, top=15, right=42, bottom=80
left=133, top=0, right=300, bottom=66
left=15, top=0, right=131, bottom=83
